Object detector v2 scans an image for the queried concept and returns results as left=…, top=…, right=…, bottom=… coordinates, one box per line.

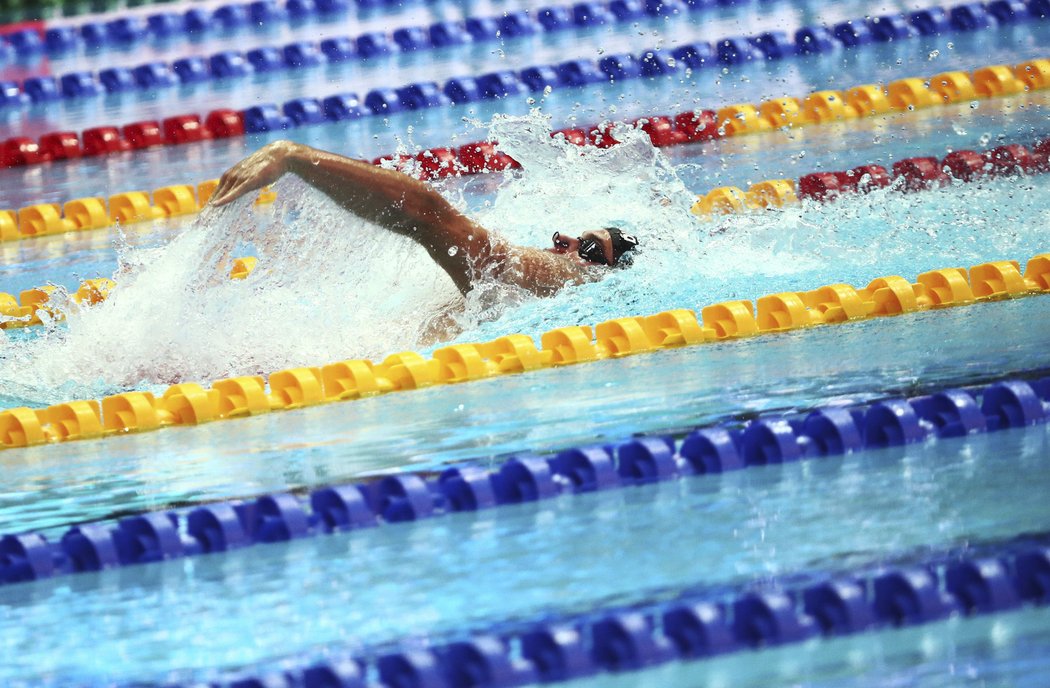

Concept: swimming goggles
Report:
left=576, top=237, right=608, bottom=265
left=552, top=232, right=609, bottom=265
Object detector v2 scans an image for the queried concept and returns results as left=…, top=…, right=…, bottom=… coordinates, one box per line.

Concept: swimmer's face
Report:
left=550, top=229, right=615, bottom=266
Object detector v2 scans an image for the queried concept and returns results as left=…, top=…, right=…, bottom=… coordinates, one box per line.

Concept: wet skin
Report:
left=209, top=141, right=617, bottom=299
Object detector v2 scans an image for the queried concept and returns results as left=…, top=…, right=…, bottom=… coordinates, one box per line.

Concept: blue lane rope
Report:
left=1, top=0, right=1046, bottom=111
left=0, top=0, right=939, bottom=61
left=156, top=533, right=1050, bottom=687
left=2, top=374, right=1048, bottom=591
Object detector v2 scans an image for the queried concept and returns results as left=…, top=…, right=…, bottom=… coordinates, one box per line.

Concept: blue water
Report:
left=562, top=605, right=1050, bottom=688
left=2, top=293, right=1048, bottom=536
left=1, top=7, right=1049, bottom=687
left=0, top=419, right=1047, bottom=685
left=3, top=20, right=1048, bottom=205
left=1, top=90, right=1048, bottom=295
left=4, top=0, right=931, bottom=81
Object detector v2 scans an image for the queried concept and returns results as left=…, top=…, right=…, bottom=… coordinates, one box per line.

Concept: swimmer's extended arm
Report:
left=209, top=140, right=494, bottom=294
left=210, top=141, right=589, bottom=296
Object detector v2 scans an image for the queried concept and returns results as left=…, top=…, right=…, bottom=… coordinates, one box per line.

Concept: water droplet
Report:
left=543, top=86, right=553, bottom=97
left=969, top=100, right=979, bottom=109
left=946, top=41, right=955, bottom=49
left=448, top=246, right=459, bottom=256
left=928, top=50, right=940, bottom=60
left=310, top=158, right=320, bottom=166
left=666, top=57, right=676, bottom=68
left=527, top=97, right=536, bottom=105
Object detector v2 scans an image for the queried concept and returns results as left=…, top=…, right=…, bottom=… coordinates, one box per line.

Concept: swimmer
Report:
left=208, top=141, right=639, bottom=298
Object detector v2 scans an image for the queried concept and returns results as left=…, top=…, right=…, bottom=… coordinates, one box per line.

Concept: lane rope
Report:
left=161, top=536, right=1050, bottom=688
left=0, top=20, right=1046, bottom=167
left=4, top=0, right=1037, bottom=105
left=2, top=372, right=1048, bottom=592
left=1, top=59, right=1047, bottom=245
left=0, top=248, right=1048, bottom=450
left=4, top=135, right=1047, bottom=329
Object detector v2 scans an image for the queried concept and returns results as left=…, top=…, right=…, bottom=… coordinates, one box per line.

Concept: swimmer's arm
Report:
left=288, top=148, right=595, bottom=296
left=210, top=141, right=492, bottom=295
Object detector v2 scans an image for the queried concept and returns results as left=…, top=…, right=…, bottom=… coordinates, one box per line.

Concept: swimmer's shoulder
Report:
left=502, top=245, right=598, bottom=296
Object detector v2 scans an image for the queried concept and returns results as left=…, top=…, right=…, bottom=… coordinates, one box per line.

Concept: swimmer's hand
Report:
left=209, top=141, right=299, bottom=207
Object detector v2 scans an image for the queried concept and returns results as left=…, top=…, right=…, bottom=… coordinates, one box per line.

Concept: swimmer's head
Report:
left=550, top=227, right=639, bottom=267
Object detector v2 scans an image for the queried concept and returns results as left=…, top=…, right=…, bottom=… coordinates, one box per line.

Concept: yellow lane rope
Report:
left=0, top=59, right=1046, bottom=243
left=0, top=252, right=1047, bottom=450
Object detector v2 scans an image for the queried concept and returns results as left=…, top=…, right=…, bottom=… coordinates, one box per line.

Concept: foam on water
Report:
left=0, top=113, right=699, bottom=404
left=0, top=187, right=463, bottom=403
left=452, top=119, right=1050, bottom=343
left=0, top=111, right=1048, bottom=405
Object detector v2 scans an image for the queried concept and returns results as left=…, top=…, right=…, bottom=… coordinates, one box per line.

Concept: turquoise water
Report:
left=562, top=605, right=1050, bottom=688
left=3, top=92, right=1049, bottom=296
left=2, top=108, right=1048, bottom=408
left=1, top=6, right=1049, bottom=687
left=4, top=20, right=1049, bottom=206
left=8, top=0, right=930, bottom=81
left=0, top=419, right=1047, bottom=685
left=3, top=294, right=1049, bottom=536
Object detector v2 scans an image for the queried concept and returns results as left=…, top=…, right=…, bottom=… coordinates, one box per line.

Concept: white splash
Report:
left=0, top=112, right=707, bottom=404
left=0, top=180, right=461, bottom=404
left=1, top=111, right=1048, bottom=406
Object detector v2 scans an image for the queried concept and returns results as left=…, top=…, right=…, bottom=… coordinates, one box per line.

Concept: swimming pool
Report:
left=1, top=0, right=1049, bottom=685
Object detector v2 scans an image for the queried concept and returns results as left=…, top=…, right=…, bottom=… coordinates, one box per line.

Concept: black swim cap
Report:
left=605, top=227, right=639, bottom=264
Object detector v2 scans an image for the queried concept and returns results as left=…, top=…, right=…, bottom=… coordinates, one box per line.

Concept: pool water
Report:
left=5, top=12, right=1050, bottom=206
left=3, top=294, right=1049, bottom=536
left=2, top=419, right=1048, bottom=685
left=561, top=605, right=1050, bottom=688
left=3, top=120, right=1048, bottom=405
left=0, top=1, right=1049, bottom=685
